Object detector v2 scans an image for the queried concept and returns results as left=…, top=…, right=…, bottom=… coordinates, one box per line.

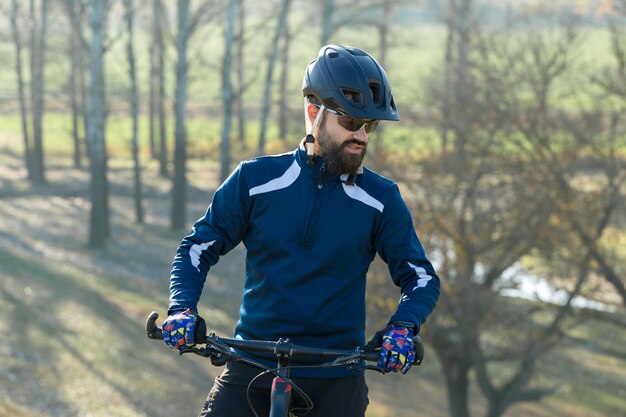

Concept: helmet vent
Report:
left=328, top=52, right=339, bottom=58
left=369, top=82, right=382, bottom=106
left=342, top=89, right=363, bottom=107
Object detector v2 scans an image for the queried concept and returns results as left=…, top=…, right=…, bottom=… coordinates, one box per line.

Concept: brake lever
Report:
left=179, top=346, right=204, bottom=356
left=364, top=364, right=385, bottom=374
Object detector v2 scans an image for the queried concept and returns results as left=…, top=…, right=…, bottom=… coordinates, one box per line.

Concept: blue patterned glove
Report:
left=378, top=325, right=416, bottom=374
left=162, top=308, right=205, bottom=350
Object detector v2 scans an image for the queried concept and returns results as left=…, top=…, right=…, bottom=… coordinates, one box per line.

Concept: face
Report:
left=314, top=110, right=372, bottom=176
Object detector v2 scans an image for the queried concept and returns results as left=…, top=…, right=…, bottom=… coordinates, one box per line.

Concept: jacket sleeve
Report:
left=168, top=162, right=250, bottom=313
left=375, top=185, right=440, bottom=332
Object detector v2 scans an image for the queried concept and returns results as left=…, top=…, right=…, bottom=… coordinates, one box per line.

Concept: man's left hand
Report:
left=377, top=325, right=416, bottom=374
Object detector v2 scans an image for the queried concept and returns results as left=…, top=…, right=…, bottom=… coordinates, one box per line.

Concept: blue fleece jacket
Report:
left=168, top=143, right=440, bottom=377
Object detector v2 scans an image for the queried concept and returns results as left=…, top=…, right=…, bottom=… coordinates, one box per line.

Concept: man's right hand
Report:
left=162, top=308, right=205, bottom=350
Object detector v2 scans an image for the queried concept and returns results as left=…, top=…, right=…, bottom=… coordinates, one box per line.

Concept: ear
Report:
left=307, top=103, right=319, bottom=124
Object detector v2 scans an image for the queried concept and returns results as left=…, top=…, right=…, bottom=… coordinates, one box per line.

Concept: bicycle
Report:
left=146, top=311, right=424, bottom=417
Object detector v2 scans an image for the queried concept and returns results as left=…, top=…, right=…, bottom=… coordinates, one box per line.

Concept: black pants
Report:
left=199, top=362, right=369, bottom=417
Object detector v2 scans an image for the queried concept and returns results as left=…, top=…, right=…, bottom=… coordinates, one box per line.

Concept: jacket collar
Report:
left=296, top=139, right=364, bottom=176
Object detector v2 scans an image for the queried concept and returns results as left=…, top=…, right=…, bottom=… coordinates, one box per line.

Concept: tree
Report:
left=257, top=0, right=291, bottom=155
left=571, top=9, right=626, bottom=306
left=8, top=0, right=32, bottom=179
left=385, top=11, right=621, bottom=417
left=86, top=0, right=110, bottom=247
left=277, top=14, right=291, bottom=143
left=219, top=0, right=238, bottom=182
left=62, top=0, right=89, bottom=170
left=320, top=0, right=335, bottom=45
left=170, top=0, right=215, bottom=229
left=450, top=0, right=473, bottom=166
left=171, top=0, right=191, bottom=230
left=235, top=0, right=246, bottom=147
left=150, top=0, right=168, bottom=177
left=124, top=0, right=144, bottom=224
left=372, top=0, right=395, bottom=157
left=30, top=0, right=50, bottom=184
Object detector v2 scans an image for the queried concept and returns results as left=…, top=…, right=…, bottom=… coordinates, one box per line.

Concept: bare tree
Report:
left=28, top=0, right=50, bottom=185
left=148, top=0, right=159, bottom=159
left=8, top=0, right=32, bottom=178
left=235, top=0, right=246, bottom=147
left=62, top=0, right=89, bottom=169
left=257, top=0, right=291, bottom=155
left=219, top=0, right=238, bottom=183
left=150, top=0, right=169, bottom=177
left=441, top=0, right=457, bottom=153
left=87, top=0, right=110, bottom=247
left=171, top=0, right=191, bottom=230
left=380, top=13, right=622, bottom=417
left=320, top=0, right=335, bottom=45
left=371, top=0, right=395, bottom=157
left=170, top=0, right=215, bottom=229
left=124, top=0, right=144, bottom=224
left=450, top=0, right=473, bottom=166
left=570, top=13, right=626, bottom=306
left=277, top=17, right=291, bottom=143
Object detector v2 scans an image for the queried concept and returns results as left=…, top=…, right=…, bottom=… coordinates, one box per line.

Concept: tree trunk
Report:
left=66, top=0, right=85, bottom=169
left=278, top=21, right=290, bottom=143
left=220, top=0, right=238, bottom=182
left=374, top=0, right=392, bottom=157
left=87, top=0, right=110, bottom=247
left=155, top=0, right=168, bottom=177
left=320, top=0, right=334, bottom=46
left=441, top=0, right=456, bottom=153
left=149, top=2, right=158, bottom=160
left=171, top=0, right=191, bottom=230
left=10, top=0, right=32, bottom=179
left=257, top=0, right=291, bottom=155
left=70, top=32, right=82, bottom=169
left=435, top=344, right=472, bottom=417
left=79, top=21, right=90, bottom=162
left=29, top=0, right=49, bottom=185
left=453, top=0, right=473, bottom=166
left=124, top=0, right=144, bottom=224
left=236, top=0, right=246, bottom=147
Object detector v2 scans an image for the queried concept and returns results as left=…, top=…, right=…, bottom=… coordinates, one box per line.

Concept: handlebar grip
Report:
left=365, top=350, right=380, bottom=362
left=146, top=311, right=163, bottom=340
left=413, top=335, right=424, bottom=365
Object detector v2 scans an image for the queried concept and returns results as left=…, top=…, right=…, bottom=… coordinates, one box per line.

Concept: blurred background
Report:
left=0, top=0, right=624, bottom=416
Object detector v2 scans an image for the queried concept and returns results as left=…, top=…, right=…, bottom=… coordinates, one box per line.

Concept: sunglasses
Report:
left=313, top=104, right=379, bottom=133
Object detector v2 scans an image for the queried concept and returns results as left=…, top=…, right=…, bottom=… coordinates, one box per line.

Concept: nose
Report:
left=353, top=126, right=369, bottom=142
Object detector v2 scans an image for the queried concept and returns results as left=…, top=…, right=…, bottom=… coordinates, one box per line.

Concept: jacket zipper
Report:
left=302, top=162, right=325, bottom=247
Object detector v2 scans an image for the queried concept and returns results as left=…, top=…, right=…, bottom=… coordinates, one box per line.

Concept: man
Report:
left=162, top=44, right=440, bottom=417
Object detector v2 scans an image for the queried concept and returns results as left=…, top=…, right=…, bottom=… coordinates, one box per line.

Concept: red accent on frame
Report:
left=272, top=377, right=292, bottom=393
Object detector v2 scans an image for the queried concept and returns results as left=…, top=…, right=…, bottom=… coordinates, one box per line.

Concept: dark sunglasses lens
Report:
left=338, top=116, right=378, bottom=133
left=337, top=116, right=360, bottom=132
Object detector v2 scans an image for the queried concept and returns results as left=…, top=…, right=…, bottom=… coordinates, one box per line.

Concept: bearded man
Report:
left=161, top=44, right=440, bottom=417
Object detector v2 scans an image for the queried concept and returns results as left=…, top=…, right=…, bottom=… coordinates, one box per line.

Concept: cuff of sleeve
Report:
left=389, top=320, right=420, bottom=334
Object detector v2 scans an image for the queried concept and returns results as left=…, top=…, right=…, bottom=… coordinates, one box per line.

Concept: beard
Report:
left=316, top=126, right=367, bottom=176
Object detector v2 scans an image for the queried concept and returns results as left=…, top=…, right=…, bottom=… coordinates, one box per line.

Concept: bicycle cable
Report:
left=241, top=358, right=362, bottom=417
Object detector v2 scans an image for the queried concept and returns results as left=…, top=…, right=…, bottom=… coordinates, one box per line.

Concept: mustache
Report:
left=341, top=138, right=367, bottom=148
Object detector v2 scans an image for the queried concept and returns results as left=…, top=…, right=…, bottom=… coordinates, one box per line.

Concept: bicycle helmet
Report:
left=302, top=44, right=400, bottom=121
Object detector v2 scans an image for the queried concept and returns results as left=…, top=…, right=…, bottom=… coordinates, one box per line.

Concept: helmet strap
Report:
left=306, top=103, right=325, bottom=166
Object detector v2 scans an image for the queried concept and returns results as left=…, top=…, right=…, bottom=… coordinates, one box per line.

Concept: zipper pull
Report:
left=318, top=162, right=326, bottom=189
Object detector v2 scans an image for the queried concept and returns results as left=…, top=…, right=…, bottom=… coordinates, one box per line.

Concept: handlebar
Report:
left=146, top=311, right=424, bottom=367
